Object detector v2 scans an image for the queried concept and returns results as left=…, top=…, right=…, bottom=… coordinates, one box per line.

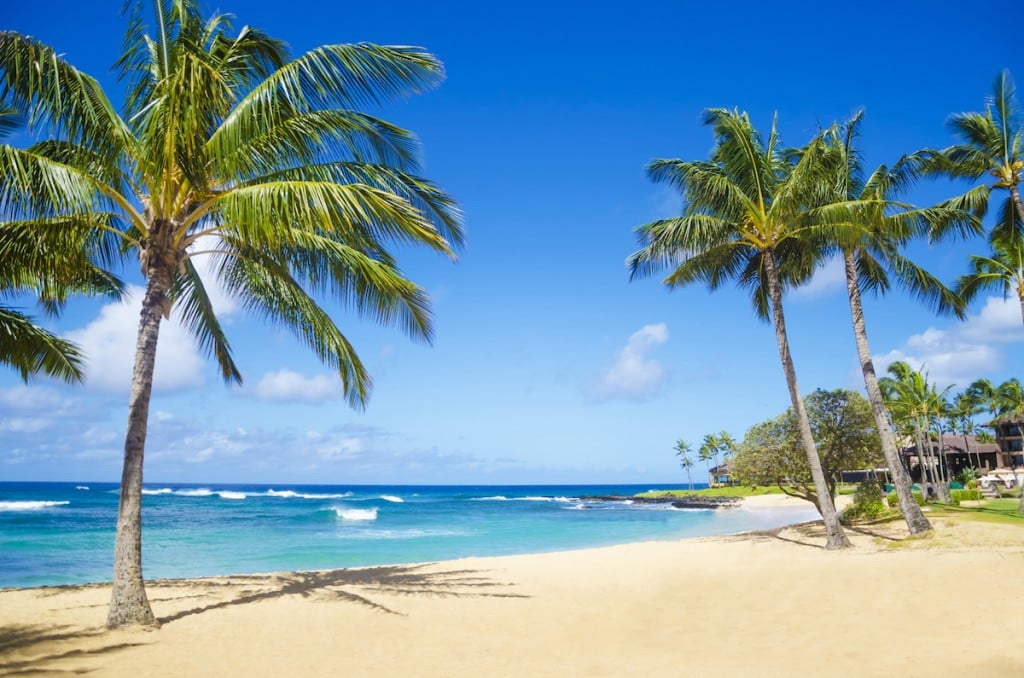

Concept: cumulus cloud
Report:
left=792, top=257, right=846, bottom=300
left=65, top=285, right=206, bottom=393
left=589, top=323, right=670, bottom=400
left=252, top=369, right=342, bottom=403
left=875, top=296, right=1024, bottom=390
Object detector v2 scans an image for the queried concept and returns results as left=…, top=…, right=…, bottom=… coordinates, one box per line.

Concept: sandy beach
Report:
left=2, top=498, right=1022, bottom=677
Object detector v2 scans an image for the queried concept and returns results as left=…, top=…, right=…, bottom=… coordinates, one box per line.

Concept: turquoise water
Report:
left=0, top=482, right=819, bottom=588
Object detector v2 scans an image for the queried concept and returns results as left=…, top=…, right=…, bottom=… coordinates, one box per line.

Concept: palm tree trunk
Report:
left=936, top=427, right=952, bottom=503
left=1010, top=185, right=1024, bottom=229
left=764, top=251, right=850, bottom=549
left=913, top=418, right=929, bottom=492
left=843, top=250, right=931, bottom=533
left=106, top=259, right=171, bottom=629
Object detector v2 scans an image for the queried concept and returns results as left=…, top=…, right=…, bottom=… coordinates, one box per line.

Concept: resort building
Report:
left=984, top=413, right=1024, bottom=469
left=898, top=434, right=1001, bottom=482
left=708, top=462, right=735, bottom=487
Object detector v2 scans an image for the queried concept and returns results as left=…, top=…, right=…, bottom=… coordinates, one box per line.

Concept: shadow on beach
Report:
left=0, top=623, right=145, bottom=676
left=155, top=563, right=528, bottom=623
left=0, top=563, right=525, bottom=675
left=724, top=518, right=910, bottom=549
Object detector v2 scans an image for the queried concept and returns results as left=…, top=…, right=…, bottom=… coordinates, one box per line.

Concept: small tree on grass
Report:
left=731, top=389, right=883, bottom=512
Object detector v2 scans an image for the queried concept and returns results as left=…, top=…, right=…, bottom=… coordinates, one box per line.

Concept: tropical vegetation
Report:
left=730, top=389, right=883, bottom=511
left=0, top=0, right=462, bottom=627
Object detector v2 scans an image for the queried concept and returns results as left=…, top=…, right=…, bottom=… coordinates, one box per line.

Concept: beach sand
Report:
left=2, top=501, right=1022, bottom=677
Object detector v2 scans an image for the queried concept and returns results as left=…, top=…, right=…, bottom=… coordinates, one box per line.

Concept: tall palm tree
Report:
left=812, top=112, right=979, bottom=534
left=952, top=391, right=983, bottom=471
left=629, top=109, right=851, bottom=548
left=0, top=1, right=462, bottom=628
left=698, top=433, right=716, bottom=484
left=0, top=108, right=123, bottom=381
left=675, top=439, right=695, bottom=491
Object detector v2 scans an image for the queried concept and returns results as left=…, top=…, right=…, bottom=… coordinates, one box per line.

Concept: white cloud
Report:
left=316, top=437, right=365, bottom=461
left=65, top=285, right=206, bottom=393
left=792, top=257, right=846, bottom=300
left=252, top=369, right=342, bottom=403
left=188, top=235, right=239, bottom=316
left=876, top=296, right=1024, bottom=390
left=589, top=323, right=670, bottom=400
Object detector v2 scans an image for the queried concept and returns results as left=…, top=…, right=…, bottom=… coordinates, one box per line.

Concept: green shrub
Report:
left=950, top=489, right=981, bottom=503
left=886, top=490, right=925, bottom=507
left=844, top=478, right=887, bottom=522
left=967, top=480, right=978, bottom=490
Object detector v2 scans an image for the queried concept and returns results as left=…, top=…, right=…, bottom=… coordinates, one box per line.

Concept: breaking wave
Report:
left=0, top=500, right=70, bottom=511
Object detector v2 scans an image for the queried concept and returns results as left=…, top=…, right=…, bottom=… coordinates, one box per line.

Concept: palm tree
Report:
left=956, top=233, right=1024, bottom=324
left=629, top=109, right=851, bottom=548
left=952, top=391, right=983, bottom=471
left=0, top=1, right=462, bottom=628
left=879, top=362, right=952, bottom=503
left=0, top=108, right=123, bottom=382
left=930, top=70, right=1023, bottom=237
left=675, top=439, right=695, bottom=491
left=698, top=434, right=716, bottom=485
left=812, top=113, right=979, bottom=534
left=717, top=431, right=736, bottom=466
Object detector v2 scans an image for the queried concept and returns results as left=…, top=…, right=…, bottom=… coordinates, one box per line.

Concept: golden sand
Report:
left=2, top=502, right=1021, bottom=677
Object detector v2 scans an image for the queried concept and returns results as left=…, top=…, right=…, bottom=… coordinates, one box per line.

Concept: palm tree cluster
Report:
left=880, top=364, right=1024, bottom=508
left=630, top=70, right=1024, bottom=543
left=1, top=0, right=462, bottom=627
left=697, top=431, right=734, bottom=484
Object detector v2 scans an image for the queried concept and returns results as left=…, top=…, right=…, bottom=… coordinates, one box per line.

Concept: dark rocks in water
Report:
left=579, top=494, right=741, bottom=509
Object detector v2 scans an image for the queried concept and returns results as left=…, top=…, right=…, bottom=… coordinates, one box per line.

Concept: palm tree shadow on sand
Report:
left=727, top=520, right=909, bottom=549
left=0, top=564, right=526, bottom=675
left=155, top=563, right=528, bottom=624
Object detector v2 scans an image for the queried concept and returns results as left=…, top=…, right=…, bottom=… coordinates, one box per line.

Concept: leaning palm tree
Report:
left=629, top=109, right=850, bottom=548
left=0, top=1, right=462, bottom=628
left=675, top=439, right=695, bottom=491
left=811, top=112, right=979, bottom=533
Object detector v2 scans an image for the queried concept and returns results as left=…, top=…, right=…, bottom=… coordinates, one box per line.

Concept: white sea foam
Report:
left=217, top=491, right=246, bottom=500
left=379, top=495, right=404, bottom=503
left=141, top=488, right=174, bottom=495
left=175, top=488, right=214, bottom=497
left=333, top=507, right=378, bottom=521
left=340, top=528, right=468, bottom=540
left=0, top=500, right=70, bottom=511
left=75, top=485, right=89, bottom=491
left=266, top=489, right=352, bottom=500
left=472, top=495, right=508, bottom=501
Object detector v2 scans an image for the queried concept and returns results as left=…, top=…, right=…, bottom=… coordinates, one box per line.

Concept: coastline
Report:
left=2, top=501, right=1021, bottom=676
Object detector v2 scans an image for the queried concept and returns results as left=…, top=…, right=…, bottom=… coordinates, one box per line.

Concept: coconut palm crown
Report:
left=0, top=0, right=462, bottom=628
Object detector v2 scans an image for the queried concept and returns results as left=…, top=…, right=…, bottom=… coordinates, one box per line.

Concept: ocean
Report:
left=0, top=482, right=819, bottom=589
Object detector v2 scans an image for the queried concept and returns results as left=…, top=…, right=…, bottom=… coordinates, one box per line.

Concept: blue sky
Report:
left=2, top=0, right=1022, bottom=485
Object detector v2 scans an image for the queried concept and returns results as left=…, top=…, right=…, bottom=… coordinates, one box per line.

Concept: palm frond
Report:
left=169, top=256, right=242, bottom=383
left=0, top=306, right=84, bottom=382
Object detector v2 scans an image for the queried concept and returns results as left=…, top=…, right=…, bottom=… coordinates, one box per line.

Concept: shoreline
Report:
left=0, top=494, right=822, bottom=593
left=3, top=505, right=1021, bottom=675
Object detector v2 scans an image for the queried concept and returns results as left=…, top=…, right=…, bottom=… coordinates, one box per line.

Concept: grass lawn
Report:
left=635, top=486, right=784, bottom=499
left=925, top=498, right=1024, bottom=527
